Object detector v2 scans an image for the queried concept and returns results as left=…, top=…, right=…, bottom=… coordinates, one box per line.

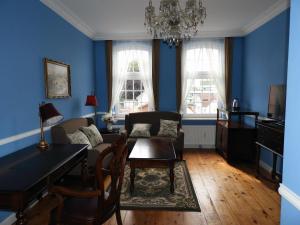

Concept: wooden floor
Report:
left=104, top=149, right=281, bottom=225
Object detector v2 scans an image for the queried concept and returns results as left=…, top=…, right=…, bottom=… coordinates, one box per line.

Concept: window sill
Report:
left=182, top=117, right=217, bottom=121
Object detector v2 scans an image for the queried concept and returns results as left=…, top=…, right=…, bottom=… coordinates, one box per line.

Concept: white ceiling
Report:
left=41, top=0, right=290, bottom=40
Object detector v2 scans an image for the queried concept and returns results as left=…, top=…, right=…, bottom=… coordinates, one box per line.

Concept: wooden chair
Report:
left=51, top=137, right=128, bottom=225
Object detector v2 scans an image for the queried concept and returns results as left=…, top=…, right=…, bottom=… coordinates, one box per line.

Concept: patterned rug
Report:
left=120, top=161, right=201, bottom=212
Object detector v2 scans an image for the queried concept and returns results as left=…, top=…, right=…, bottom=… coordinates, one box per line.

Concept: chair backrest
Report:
left=95, top=136, right=128, bottom=214
left=125, top=111, right=182, bottom=135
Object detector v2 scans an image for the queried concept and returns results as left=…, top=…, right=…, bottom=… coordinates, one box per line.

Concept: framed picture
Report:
left=44, top=58, right=71, bottom=98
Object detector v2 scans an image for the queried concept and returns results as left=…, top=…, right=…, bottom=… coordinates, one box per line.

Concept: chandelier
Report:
left=144, top=0, right=207, bottom=47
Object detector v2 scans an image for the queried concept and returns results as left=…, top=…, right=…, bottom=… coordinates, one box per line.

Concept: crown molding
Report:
left=242, top=0, right=290, bottom=35
left=40, top=0, right=95, bottom=39
left=93, top=29, right=244, bottom=41
left=279, top=183, right=300, bottom=211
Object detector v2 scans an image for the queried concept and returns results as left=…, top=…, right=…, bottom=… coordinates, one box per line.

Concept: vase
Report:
left=107, top=122, right=113, bottom=131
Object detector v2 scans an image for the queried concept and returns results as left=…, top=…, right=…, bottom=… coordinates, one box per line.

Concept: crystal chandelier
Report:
left=144, top=0, right=207, bottom=47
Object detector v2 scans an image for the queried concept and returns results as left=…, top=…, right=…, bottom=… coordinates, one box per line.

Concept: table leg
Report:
left=81, top=157, right=88, bottom=184
left=130, top=163, right=135, bottom=194
left=272, top=153, right=278, bottom=180
left=256, top=145, right=261, bottom=177
left=16, top=209, right=26, bottom=225
left=169, top=161, right=175, bottom=193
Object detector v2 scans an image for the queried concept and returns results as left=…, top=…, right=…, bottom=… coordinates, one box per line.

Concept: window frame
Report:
left=114, top=71, right=148, bottom=118
left=182, top=70, right=220, bottom=119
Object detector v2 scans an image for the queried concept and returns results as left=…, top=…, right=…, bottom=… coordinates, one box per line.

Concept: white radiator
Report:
left=182, top=125, right=216, bottom=149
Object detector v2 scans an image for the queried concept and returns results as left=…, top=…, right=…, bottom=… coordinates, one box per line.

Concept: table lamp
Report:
left=38, top=102, right=63, bottom=150
left=85, top=94, right=98, bottom=124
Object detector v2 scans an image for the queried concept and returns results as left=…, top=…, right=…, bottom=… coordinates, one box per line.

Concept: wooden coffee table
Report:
left=128, top=138, right=176, bottom=194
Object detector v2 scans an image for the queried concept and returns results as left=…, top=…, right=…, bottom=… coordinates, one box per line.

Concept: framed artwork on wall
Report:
left=44, top=58, right=71, bottom=98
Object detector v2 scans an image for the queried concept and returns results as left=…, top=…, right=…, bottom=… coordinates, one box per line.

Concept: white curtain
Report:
left=111, top=41, right=154, bottom=112
left=181, top=39, right=225, bottom=113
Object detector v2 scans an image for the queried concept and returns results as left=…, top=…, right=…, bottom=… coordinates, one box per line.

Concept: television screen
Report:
left=268, top=85, right=286, bottom=121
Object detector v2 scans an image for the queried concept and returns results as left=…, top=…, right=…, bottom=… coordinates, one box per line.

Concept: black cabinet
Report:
left=216, top=109, right=259, bottom=163
left=256, top=121, right=284, bottom=180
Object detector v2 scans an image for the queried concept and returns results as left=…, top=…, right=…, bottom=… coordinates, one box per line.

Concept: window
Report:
left=181, top=39, right=225, bottom=118
left=112, top=42, right=154, bottom=116
left=118, top=63, right=148, bottom=114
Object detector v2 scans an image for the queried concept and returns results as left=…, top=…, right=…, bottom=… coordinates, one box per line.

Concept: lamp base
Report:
left=37, top=140, right=49, bottom=150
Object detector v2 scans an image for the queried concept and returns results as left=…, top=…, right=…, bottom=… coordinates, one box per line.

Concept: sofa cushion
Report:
left=80, top=124, right=103, bottom=147
left=157, top=119, right=179, bottom=138
left=129, top=123, right=151, bottom=138
left=67, top=130, right=92, bottom=150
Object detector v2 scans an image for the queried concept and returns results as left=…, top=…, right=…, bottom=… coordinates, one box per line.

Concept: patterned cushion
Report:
left=129, top=123, right=151, bottom=138
left=80, top=124, right=103, bottom=147
left=67, top=130, right=92, bottom=150
left=157, top=119, right=178, bottom=138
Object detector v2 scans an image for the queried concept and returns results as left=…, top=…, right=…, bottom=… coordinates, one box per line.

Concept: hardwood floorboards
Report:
left=104, top=149, right=280, bottom=225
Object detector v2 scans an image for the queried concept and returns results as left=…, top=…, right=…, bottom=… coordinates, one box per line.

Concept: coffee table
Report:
left=128, top=138, right=176, bottom=194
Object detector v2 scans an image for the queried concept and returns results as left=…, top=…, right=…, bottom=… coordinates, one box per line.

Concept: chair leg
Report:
left=115, top=204, right=122, bottom=225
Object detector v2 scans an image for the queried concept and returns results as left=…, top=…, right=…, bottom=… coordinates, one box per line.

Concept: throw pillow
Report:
left=129, top=123, right=152, bottom=138
left=80, top=124, right=103, bottom=147
left=67, top=130, right=92, bottom=150
left=157, top=119, right=179, bottom=138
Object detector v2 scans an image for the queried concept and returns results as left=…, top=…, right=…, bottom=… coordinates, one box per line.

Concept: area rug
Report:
left=120, top=161, right=201, bottom=212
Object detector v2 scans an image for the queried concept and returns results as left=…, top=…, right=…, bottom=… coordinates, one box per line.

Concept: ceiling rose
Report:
left=144, top=0, right=207, bottom=47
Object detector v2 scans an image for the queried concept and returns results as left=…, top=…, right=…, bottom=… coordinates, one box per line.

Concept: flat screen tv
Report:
left=268, top=85, right=286, bottom=121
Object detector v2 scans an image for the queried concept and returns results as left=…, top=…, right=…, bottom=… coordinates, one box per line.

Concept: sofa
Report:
left=124, top=111, right=184, bottom=160
left=51, top=118, right=119, bottom=174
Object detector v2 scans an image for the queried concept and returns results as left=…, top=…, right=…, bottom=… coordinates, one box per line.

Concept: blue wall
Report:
left=159, top=43, right=177, bottom=111
left=241, top=10, right=290, bottom=170
left=281, top=0, right=300, bottom=223
left=231, top=38, right=244, bottom=100
left=0, top=0, right=94, bottom=221
left=242, top=10, right=289, bottom=115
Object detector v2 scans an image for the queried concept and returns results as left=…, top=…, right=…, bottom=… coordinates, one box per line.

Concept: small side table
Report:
left=99, top=128, right=121, bottom=143
left=99, top=127, right=120, bottom=134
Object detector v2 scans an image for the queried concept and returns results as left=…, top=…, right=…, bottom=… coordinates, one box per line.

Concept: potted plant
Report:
left=101, top=113, right=117, bottom=131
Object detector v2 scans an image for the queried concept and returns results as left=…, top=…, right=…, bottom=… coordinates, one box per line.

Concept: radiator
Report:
left=182, top=125, right=216, bottom=149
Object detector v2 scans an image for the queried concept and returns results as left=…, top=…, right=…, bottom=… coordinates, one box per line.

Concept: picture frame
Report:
left=44, top=58, right=71, bottom=99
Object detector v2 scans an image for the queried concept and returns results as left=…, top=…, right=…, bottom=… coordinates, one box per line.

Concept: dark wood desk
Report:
left=256, top=121, right=284, bottom=182
left=128, top=139, right=176, bottom=194
left=0, top=144, right=88, bottom=225
left=216, top=108, right=259, bottom=163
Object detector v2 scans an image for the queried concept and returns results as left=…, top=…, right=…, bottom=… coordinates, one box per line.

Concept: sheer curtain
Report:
left=111, top=41, right=154, bottom=112
left=181, top=39, right=225, bottom=113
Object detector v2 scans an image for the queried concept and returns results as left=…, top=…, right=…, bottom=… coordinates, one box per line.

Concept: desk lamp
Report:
left=38, top=102, right=63, bottom=150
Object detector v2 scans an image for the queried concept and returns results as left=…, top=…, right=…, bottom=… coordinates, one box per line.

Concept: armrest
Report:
left=178, top=128, right=184, bottom=139
left=50, top=186, right=100, bottom=198
left=120, top=129, right=128, bottom=138
left=102, top=133, right=121, bottom=143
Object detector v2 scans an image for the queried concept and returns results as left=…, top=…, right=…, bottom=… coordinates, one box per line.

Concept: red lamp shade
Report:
left=39, top=103, right=63, bottom=126
left=85, top=95, right=98, bottom=106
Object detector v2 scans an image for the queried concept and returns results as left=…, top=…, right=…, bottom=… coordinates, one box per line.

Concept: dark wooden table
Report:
left=128, top=139, right=176, bottom=194
left=0, top=144, right=88, bottom=225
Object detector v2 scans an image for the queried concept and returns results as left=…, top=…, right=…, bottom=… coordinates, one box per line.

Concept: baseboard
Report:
left=184, top=144, right=215, bottom=149
left=279, top=184, right=300, bottom=212
left=0, top=213, right=16, bottom=225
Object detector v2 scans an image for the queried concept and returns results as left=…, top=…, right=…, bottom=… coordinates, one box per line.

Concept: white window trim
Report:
left=183, top=114, right=217, bottom=119
left=182, top=74, right=219, bottom=118
left=115, top=71, right=148, bottom=117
